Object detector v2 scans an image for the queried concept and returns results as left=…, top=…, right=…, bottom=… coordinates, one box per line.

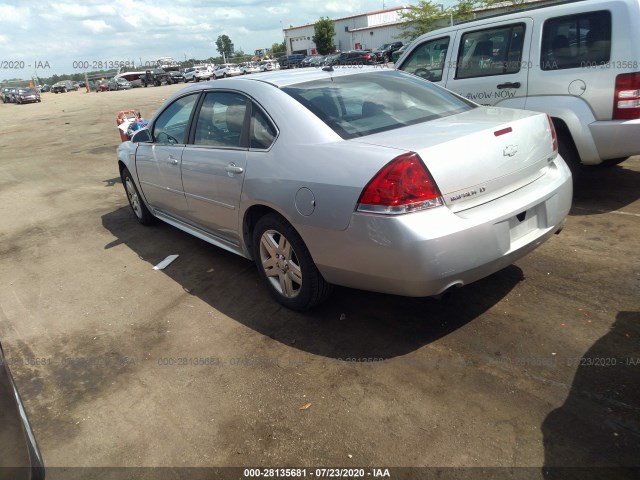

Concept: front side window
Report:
left=540, top=11, right=611, bottom=71
left=283, top=70, right=475, bottom=140
left=456, top=24, right=525, bottom=79
left=400, top=36, right=450, bottom=82
left=193, top=92, right=248, bottom=148
left=153, top=94, right=198, bottom=144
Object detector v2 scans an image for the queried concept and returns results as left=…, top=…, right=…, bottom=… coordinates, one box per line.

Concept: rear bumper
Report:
left=311, top=158, right=572, bottom=297
left=589, top=119, right=640, bottom=161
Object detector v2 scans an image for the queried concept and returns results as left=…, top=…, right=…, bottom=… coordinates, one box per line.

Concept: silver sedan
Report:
left=117, top=67, right=572, bottom=310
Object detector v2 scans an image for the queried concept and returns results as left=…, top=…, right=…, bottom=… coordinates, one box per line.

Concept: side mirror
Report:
left=131, top=128, right=152, bottom=143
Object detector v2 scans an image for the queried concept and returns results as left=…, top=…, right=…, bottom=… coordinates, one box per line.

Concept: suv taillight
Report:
left=547, top=115, right=558, bottom=159
left=357, top=152, right=443, bottom=215
left=613, top=72, right=640, bottom=120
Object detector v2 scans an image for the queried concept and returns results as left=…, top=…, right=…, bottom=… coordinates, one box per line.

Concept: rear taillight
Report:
left=357, top=152, right=443, bottom=214
left=547, top=114, right=558, bottom=159
left=613, top=72, right=640, bottom=120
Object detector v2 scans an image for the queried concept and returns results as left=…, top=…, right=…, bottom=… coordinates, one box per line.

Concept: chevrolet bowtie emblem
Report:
left=503, top=145, right=518, bottom=157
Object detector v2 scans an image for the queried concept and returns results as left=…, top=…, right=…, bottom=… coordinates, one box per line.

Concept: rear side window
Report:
left=282, top=70, right=475, bottom=140
left=541, top=11, right=611, bottom=70
left=193, top=92, right=248, bottom=148
left=250, top=108, right=277, bottom=150
left=456, top=24, right=525, bottom=79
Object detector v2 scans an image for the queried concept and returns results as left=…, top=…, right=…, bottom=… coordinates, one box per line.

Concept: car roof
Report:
left=174, top=66, right=387, bottom=91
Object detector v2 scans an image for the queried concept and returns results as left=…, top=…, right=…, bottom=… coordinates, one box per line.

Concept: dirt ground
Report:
left=0, top=84, right=638, bottom=480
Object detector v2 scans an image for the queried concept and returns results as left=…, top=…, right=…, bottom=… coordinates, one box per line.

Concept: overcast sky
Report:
left=0, top=0, right=463, bottom=81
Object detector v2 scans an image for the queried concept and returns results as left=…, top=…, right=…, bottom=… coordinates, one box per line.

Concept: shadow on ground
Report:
left=102, top=206, right=523, bottom=361
left=571, top=159, right=640, bottom=216
left=542, top=311, right=640, bottom=479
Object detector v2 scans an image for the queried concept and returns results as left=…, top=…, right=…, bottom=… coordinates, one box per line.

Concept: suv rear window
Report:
left=282, top=70, right=475, bottom=140
left=541, top=10, right=611, bottom=71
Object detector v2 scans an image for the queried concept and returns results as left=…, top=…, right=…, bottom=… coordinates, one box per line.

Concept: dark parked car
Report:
left=329, top=50, right=376, bottom=66
left=52, top=80, right=76, bottom=93
left=15, top=88, right=41, bottom=104
left=278, top=54, right=306, bottom=69
left=392, top=41, right=413, bottom=62
left=140, top=69, right=173, bottom=87
left=108, top=77, right=132, bottom=91
left=168, top=71, right=186, bottom=83
left=2, top=87, right=17, bottom=103
left=0, top=341, right=45, bottom=479
left=301, top=55, right=326, bottom=67
left=39, top=84, right=50, bottom=93
left=372, top=41, right=403, bottom=63
left=95, top=79, right=109, bottom=92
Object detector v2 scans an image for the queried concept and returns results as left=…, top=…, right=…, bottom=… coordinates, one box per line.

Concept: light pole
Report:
left=280, top=20, right=286, bottom=54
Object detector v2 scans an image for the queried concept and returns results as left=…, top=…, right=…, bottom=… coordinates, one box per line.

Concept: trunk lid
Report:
left=352, top=107, right=556, bottom=212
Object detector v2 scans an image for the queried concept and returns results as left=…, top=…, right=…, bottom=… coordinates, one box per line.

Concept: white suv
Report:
left=395, top=0, right=640, bottom=170
left=183, top=66, right=211, bottom=82
left=213, top=63, right=242, bottom=79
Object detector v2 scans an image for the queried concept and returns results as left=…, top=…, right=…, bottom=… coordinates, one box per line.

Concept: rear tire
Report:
left=555, top=125, right=583, bottom=180
left=121, top=168, right=157, bottom=225
left=252, top=213, right=332, bottom=311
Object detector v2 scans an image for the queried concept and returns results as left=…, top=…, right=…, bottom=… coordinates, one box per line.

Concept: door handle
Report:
left=226, top=163, right=244, bottom=174
left=168, top=155, right=179, bottom=165
left=497, top=82, right=521, bottom=89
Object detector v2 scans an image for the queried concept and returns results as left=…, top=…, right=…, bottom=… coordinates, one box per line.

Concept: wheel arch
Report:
left=524, top=95, right=602, bottom=165
left=242, top=204, right=298, bottom=261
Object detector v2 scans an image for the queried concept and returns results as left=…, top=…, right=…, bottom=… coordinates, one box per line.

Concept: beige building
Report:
left=284, top=6, right=411, bottom=55
left=283, top=1, right=558, bottom=55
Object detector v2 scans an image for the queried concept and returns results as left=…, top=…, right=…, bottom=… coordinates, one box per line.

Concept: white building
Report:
left=283, top=1, right=556, bottom=55
left=284, top=6, right=411, bottom=55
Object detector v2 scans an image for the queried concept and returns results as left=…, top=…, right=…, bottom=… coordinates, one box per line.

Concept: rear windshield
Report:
left=282, top=70, right=475, bottom=139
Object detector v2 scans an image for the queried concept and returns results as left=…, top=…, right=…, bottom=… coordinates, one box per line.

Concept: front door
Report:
left=135, top=93, right=199, bottom=216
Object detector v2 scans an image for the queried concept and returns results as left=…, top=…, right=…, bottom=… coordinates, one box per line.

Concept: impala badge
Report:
left=503, top=145, right=518, bottom=157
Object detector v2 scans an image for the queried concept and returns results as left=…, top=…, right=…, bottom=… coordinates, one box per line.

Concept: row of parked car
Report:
left=1, top=86, right=42, bottom=104
left=278, top=43, right=405, bottom=70
left=182, top=60, right=281, bottom=82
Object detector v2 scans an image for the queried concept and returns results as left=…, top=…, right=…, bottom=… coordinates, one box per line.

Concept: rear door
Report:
left=445, top=18, right=532, bottom=108
left=180, top=91, right=250, bottom=244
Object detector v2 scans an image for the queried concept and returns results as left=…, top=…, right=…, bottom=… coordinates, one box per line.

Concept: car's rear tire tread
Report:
left=252, top=213, right=332, bottom=311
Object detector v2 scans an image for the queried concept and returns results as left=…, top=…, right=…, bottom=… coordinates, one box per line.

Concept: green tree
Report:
left=271, top=41, right=286, bottom=54
left=400, top=0, right=497, bottom=40
left=312, top=17, right=335, bottom=55
left=215, top=34, right=235, bottom=58
left=399, top=1, right=448, bottom=40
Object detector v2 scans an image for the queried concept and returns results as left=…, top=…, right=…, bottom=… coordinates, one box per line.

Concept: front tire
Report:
left=121, top=168, right=157, bottom=225
left=252, top=213, right=332, bottom=311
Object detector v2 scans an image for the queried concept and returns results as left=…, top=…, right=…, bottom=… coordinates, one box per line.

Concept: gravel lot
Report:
left=0, top=84, right=638, bottom=479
